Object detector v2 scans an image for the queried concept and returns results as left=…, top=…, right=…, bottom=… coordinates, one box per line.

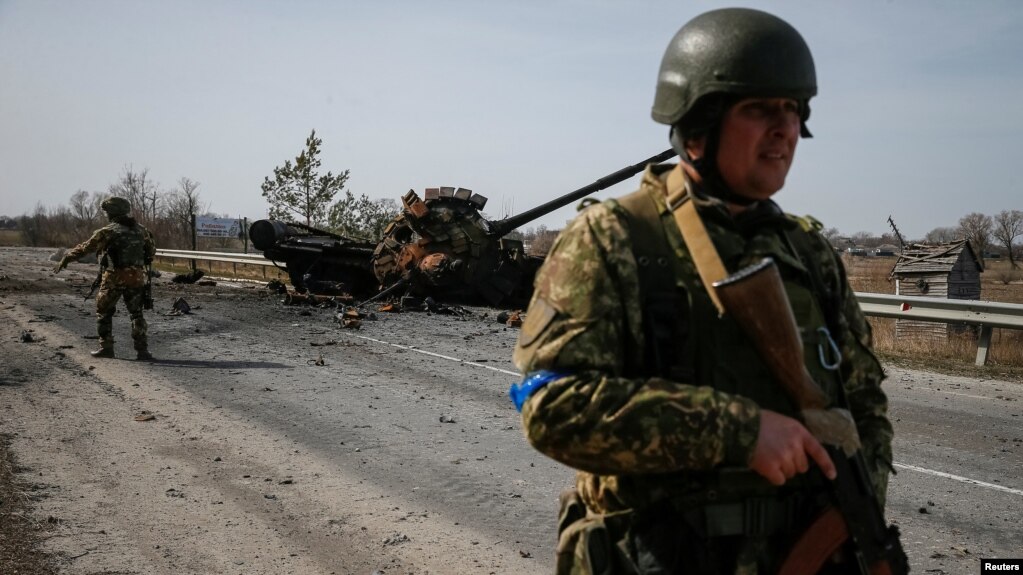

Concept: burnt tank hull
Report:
left=249, top=219, right=378, bottom=295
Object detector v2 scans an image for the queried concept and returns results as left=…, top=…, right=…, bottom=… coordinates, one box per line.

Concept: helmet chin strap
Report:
left=669, top=126, right=758, bottom=207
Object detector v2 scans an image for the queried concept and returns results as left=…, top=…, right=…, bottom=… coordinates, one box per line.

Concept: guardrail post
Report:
left=975, top=325, right=993, bottom=366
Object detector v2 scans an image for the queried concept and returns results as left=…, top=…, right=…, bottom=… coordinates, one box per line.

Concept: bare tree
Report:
left=164, top=178, right=207, bottom=248
left=821, top=226, right=842, bottom=246
left=527, top=224, right=560, bottom=256
left=109, top=166, right=162, bottom=226
left=958, top=212, right=993, bottom=263
left=68, top=190, right=105, bottom=236
left=850, top=231, right=875, bottom=247
left=923, top=226, right=960, bottom=244
left=992, top=209, right=1023, bottom=269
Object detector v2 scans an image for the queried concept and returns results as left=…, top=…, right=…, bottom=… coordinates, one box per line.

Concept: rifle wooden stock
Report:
left=778, top=506, right=896, bottom=575
left=712, top=258, right=908, bottom=575
left=778, top=506, right=848, bottom=575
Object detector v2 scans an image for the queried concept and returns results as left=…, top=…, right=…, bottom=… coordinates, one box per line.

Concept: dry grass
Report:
left=0, top=229, right=22, bottom=247
left=842, top=254, right=1023, bottom=380
left=153, top=257, right=290, bottom=284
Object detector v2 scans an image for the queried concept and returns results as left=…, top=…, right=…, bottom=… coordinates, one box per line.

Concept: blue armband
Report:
left=509, top=370, right=569, bottom=412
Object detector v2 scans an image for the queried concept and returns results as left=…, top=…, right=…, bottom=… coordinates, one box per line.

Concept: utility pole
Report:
left=887, top=215, right=906, bottom=250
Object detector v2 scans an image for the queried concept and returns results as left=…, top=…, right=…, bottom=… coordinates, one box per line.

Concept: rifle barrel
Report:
left=488, top=148, right=676, bottom=237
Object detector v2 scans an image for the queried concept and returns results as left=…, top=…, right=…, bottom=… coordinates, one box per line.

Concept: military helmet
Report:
left=101, top=196, right=132, bottom=217
left=651, top=8, right=816, bottom=132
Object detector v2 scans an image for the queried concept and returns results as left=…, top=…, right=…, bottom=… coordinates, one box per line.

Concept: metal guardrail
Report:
left=156, top=249, right=1022, bottom=366
left=155, top=249, right=278, bottom=267
left=854, top=292, right=1023, bottom=366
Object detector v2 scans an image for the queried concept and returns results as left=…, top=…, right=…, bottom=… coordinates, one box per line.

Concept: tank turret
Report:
left=371, top=186, right=540, bottom=305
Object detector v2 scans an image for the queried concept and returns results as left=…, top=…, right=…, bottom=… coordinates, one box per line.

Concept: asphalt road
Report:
left=2, top=247, right=1021, bottom=574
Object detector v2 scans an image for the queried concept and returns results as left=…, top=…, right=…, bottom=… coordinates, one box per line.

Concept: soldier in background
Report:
left=511, top=8, right=893, bottom=574
left=55, top=197, right=156, bottom=360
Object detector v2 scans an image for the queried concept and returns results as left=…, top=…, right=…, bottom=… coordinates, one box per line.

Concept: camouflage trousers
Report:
left=95, top=283, right=148, bottom=352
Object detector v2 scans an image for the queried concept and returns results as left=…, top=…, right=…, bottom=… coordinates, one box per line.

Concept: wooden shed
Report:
left=888, top=240, right=983, bottom=340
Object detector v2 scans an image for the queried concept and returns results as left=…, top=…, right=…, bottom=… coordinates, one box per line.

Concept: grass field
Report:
left=0, top=230, right=21, bottom=246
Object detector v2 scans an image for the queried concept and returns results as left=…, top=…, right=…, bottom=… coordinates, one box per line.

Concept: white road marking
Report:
left=907, top=386, right=994, bottom=401
left=894, top=463, right=1023, bottom=496
left=355, top=335, right=1022, bottom=497
left=353, top=335, right=521, bottom=377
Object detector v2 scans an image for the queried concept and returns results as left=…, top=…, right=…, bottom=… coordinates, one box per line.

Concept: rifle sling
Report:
left=665, top=165, right=727, bottom=315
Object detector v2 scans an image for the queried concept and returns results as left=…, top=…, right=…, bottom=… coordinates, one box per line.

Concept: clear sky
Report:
left=1, top=0, right=1020, bottom=241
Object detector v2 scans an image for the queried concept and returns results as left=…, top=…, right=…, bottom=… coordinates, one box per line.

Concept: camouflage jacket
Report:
left=513, top=164, right=893, bottom=514
left=66, top=218, right=156, bottom=289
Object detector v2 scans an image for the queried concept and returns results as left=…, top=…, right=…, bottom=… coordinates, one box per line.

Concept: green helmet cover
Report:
left=651, top=8, right=816, bottom=128
left=101, top=196, right=132, bottom=217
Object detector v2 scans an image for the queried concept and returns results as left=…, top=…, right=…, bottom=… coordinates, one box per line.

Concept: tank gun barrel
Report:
left=488, top=148, right=676, bottom=237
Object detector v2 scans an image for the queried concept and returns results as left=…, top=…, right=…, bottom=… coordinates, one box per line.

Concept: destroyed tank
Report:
left=250, top=148, right=676, bottom=305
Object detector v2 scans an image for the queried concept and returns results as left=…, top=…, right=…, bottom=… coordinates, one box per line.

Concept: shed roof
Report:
left=888, top=239, right=983, bottom=279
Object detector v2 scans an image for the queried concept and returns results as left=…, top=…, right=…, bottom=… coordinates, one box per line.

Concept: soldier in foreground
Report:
left=512, top=8, right=895, bottom=574
left=55, top=197, right=157, bottom=360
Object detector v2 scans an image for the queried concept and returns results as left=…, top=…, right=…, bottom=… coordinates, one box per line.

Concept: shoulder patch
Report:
left=518, top=297, right=558, bottom=347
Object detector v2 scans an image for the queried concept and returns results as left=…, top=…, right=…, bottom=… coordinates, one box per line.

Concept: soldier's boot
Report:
left=91, top=347, right=115, bottom=358
left=136, top=349, right=154, bottom=361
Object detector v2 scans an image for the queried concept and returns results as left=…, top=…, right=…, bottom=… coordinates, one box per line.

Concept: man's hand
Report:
left=53, top=256, right=69, bottom=274
left=750, top=409, right=837, bottom=486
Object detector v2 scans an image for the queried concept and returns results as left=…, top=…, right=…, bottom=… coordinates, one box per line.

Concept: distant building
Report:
left=872, top=244, right=900, bottom=257
left=888, top=240, right=983, bottom=341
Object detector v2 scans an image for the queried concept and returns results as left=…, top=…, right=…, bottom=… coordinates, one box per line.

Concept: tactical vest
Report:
left=104, top=222, right=148, bottom=269
left=608, top=185, right=845, bottom=422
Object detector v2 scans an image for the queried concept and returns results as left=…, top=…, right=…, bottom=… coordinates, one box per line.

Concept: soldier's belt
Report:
left=682, top=497, right=800, bottom=537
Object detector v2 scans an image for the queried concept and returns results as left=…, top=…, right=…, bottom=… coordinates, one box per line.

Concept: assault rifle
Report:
left=713, top=258, right=909, bottom=575
left=143, top=262, right=154, bottom=310
left=86, top=253, right=108, bottom=300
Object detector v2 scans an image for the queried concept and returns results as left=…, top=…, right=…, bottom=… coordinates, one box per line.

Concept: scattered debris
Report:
left=378, top=303, right=399, bottom=313
left=310, top=340, right=338, bottom=347
left=172, top=269, right=205, bottom=284
left=339, top=308, right=362, bottom=329
left=308, top=352, right=326, bottom=366
left=382, top=532, right=410, bottom=546
left=19, top=330, right=36, bottom=343
left=168, top=297, right=191, bottom=315
left=439, top=415, right=456, bottom=424
left=423, top=297, right=469, bottom=316
left=497, top=310, right=524, bottom=327
left=400, top=296, right=425, bottom=310
left=519, top=550, right=533, bottom=558
left=284, top=292, right=350, bottom=306
left=266, top=279, right=288, bottom=294
left=134, top=411, right=156, bottom=422
left=197, top=279, right=217, bottom=287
